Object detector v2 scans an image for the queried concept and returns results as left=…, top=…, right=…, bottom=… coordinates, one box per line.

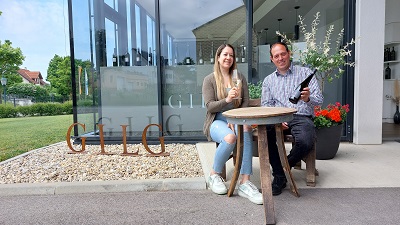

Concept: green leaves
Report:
left=0, top=40, right=25, bottom=77
left=248, top=81, right=262, bottom=99
left=277, top=12, right=355, bottom=91
left=46, top=55, right=91, bottom=99
left=7, top=83, right=49, bottom=99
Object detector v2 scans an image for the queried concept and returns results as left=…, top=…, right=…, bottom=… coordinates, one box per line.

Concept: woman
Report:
left=202, top=44, right=262, bottom=205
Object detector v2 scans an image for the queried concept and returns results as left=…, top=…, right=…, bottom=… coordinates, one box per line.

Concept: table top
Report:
left=222, top=107, right=297, bottom=125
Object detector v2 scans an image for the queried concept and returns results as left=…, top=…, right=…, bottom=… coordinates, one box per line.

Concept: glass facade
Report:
left=69, top=0, right=352, bottom=144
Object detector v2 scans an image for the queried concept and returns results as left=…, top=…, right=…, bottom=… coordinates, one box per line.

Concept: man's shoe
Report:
left=271, top=176, right=287, bottom=196
left=238, top=180, right=263, bottom=205
left=208, top=174, right=227, bottom=195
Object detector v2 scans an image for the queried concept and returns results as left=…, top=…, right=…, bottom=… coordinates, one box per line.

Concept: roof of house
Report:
left=17, top=69, right=48, bottom=86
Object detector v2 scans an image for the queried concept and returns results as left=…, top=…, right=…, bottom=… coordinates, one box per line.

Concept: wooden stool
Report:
left=284, top=135, right=318, bottom=187
left=220, top=133, right=318, bottom=186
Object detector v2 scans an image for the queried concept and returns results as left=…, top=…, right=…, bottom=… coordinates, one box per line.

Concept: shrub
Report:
left=0, top=101, right=73, bottom=118
left=0, top=105, right=17, bottom=118
left=62, top=101, right=73, bottom=114
left=16, top=105, right=32, bottom=117
left=248, top=81, right=262, bottom=99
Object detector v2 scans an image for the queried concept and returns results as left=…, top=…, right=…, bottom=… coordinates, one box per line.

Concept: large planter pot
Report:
left=316, top=123, right=344, bottom=160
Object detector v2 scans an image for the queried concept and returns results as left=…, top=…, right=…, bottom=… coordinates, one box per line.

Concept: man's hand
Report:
left=301, top=87, right=311, bottom=102
left=282, top=122, right=289, bottom=130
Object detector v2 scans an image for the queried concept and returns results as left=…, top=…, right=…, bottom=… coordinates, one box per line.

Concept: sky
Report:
left=0, top=0, right=69, bottom=80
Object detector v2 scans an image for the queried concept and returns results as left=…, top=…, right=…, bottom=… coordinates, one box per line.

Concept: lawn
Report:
left=0, top=115, right=74, bottom=162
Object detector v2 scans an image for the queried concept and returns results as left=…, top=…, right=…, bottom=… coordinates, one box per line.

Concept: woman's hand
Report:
left=228, top=123, right=235, bottom=132
left=282, top=122, right=289, bottom=130
left=226, top=87, right=238, bottom=103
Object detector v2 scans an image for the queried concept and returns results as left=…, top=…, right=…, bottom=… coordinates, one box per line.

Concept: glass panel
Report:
left=159, top=0, right=245, bottom=137
left=71, top=0, right=99, bottom=135
left=71, top=0, right=158, bottom=139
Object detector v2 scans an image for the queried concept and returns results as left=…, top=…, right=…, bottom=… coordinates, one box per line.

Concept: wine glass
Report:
left=232, top=69, right=241, bottom=99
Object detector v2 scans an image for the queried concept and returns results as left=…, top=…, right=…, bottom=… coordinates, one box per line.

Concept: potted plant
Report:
left=313, top=102, right=350, bottom=159
left=278, top=12, right=355, bottom=91
left=277, top=11, right=356, bottom=159
left=248, top=81, right=262, bottom=107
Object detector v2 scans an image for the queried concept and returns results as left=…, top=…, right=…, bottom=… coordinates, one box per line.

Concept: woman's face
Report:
left=218, top=46, right=234, bottom=71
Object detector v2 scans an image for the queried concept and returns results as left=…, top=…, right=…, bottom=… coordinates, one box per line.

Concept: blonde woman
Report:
left=202, top=44, right=262, bottom=205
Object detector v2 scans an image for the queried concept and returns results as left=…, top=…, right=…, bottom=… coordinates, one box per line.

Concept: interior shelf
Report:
left=384, top=60, right=400, bottom=63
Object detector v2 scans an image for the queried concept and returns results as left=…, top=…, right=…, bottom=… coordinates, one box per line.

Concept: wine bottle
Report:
left=241, top=42, right=246, bottom=63
left=174, top=44, right=178, bottom=65
left=384, top=48, right=388, bottom=61
left=210, top=42, right=214, bottom=64
left=112, top=48, right=118, bottom=67
left=131, top=48, right=135, bottom=65
left=124, top=50, right=130, bottom=66
left=385, top=64, right=391, bottom=79
left=136, top=48, right=142, bottom=66
left=289, top=69, right=318, bottom=104
left=198, top=43, right=203, bottom=65
left=185, top=43, right=190, bottom=64
left=148, top=47, right=152, bottom=66
left=235, top=44, right=239, bottom=63
left=391, top=47, right=396, bottom=61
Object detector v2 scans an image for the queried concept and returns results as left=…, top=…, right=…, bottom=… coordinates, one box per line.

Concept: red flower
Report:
left=313, top=102, right=351, bottom=129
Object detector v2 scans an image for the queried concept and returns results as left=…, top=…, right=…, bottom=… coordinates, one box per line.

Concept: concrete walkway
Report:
left=1, top=141, right=400, bottom=196
left=197, top=141, right=400, bottom=190
left=1, top=141, right=400, bottom=224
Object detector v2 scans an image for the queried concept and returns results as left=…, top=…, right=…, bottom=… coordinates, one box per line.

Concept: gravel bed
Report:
left=0, top=142, right=204, bottom=184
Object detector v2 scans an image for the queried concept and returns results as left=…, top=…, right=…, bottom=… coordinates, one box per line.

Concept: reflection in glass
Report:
left=159, top=0, right=245, bottom=137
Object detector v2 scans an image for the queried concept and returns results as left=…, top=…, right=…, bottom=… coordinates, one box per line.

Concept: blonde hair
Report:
left=212, top=44, right=241, bottom=107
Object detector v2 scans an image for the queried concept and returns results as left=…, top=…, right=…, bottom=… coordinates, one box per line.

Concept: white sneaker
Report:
left=208, top=174, right=227, bottom=195
left=238, top=180, right=263, bottom=205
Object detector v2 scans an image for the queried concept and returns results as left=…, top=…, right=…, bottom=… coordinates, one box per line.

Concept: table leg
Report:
left=275, top=124, right=300, bottom=197
left=257, top=125, right=276, bottom=225
left=227, top=125, right=243, bottom=197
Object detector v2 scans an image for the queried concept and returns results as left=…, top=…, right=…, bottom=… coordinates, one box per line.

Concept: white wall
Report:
left=353, top=0, right=386, bottom=144
left=383, top=0, right=400, bottom=122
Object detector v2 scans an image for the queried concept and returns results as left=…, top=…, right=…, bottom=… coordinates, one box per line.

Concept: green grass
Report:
left=0, top=115, right=74, bottom=162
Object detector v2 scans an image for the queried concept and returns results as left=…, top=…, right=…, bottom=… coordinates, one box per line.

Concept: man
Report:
left=261, top=42, right=323, bottom=195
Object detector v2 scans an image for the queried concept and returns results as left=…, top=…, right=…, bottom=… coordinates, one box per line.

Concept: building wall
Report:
left=354, top=0, right=386, bottom=144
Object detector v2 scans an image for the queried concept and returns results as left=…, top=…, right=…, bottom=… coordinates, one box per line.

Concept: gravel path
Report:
left=0, top=142, right=204, bottom=184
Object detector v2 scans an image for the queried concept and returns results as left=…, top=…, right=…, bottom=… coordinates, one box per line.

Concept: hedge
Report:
left=0, top=101, right=73, bottom=118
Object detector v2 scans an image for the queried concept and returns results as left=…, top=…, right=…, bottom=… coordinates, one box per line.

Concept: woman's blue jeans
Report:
left=209, top=112, right=253, bottom=175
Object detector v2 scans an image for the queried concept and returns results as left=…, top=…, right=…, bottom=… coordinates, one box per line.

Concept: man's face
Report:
left=270, top=44, right=291, bottom=72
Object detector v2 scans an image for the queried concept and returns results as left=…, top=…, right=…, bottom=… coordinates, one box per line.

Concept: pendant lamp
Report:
left=294, top=6, right=300, bottom=40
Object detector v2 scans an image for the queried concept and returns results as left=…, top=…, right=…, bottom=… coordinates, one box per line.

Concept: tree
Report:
left=0, top=40, right=25, bottom=103
left=8, top=83, right=49, bottom=101
left=46, top=55, right=91, bottom=99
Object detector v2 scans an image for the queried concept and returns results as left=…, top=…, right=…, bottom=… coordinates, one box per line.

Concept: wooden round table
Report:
left=223, top=107, right=299, bottom=225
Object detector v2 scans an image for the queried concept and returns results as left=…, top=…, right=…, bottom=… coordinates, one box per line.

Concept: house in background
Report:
left=17, top=69, right=48, bottom=86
